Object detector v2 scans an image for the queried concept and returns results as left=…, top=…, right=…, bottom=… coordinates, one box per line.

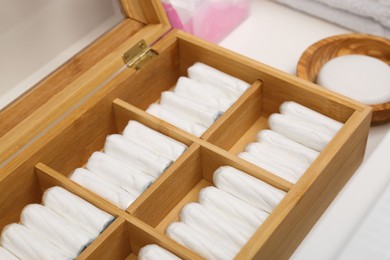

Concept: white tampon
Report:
left=280, top=101, right=343, bottom=133
left=138, top=244, right=180, bottom=260
left=213, top=166, right=286, bottom=213
left=0, top=247, right=18, bottom=260
left=146, top=104, right=207, bottom=137
left=160, top=91, right=222, bottom=127
left=1, top=224, right=71, bottom=260
left=104, top=134, right=173, bottom=179
left=176, top=76, right=239, bottom=101
left=122, top=121, right=187, bottom=161
left=166, top=222, right=239, bottom=260
left=180, top=203, right=252, bottom=248
left=20, top=204, right=93, bottom=258
left=42, top=186, right=114, bottom=239
left=268, top=113, right=334, bottom=152
left=238, top=152, right=299, bottom=183
left=257, top=130, right=319, bottom=163
left=86, top=152, right=154, bottom=197
left=69, top=168, right=136, bottom=210
left=174, top=77, right=236, bottom=111
left=188, top=62, right=250, bottom=94
left=245, top=142, right=310, bottom=174
left=198, top=186, right=269, bottom=230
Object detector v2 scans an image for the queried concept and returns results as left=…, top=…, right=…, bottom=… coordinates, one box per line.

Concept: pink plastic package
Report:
left=162, top=0, right=249, bottom=43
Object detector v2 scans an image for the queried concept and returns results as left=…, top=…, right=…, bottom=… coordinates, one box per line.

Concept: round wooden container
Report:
left=297, top=34, right=390, bottom=125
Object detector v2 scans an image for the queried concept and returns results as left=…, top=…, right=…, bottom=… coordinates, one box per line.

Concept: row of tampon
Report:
left=165, top=166, right=286, bottom=259
left=69, top=121, right=187, bottom=210
left=239, top=101, right=343, bottom=183
left=0, top=186, right=114, bottom=260
left=146, top=62, right=251, bottom=137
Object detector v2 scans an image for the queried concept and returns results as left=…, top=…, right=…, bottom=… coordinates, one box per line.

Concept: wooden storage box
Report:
left=0, top=1, right=372, bottom=259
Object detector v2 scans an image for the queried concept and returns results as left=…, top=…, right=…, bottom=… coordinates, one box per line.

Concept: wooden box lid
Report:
left=0, top=0, right=170, bottom=166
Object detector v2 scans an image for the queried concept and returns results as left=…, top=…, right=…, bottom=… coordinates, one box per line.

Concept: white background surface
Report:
left=220, top=1, right=390, bottom=259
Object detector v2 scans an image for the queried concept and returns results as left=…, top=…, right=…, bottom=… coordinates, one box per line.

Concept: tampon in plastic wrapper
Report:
left=180, top=202, right=249, bottom=248
left=42, top=186, right=114, bottom=239
left=174, top=77, right=236, bottom=111
left=257, top=130, right=319, bottom=163
left=188, top=62, right=250, bottom=95
left=280, top=101, right=343, bottom=133
left=21, top=204, right=93, bottom=258
left=238, top=152, right=299, bottom=183
left=147, top=103, right=207, bottom=137
left=245, top=142, right=310, bottom=174
left=1, top=223, right=71, bottom=260
left=69, top=168, right=136, bottom=210
left=122, top=120, right=187, bottom=161
left=166, top=222, right=239, bottom=259
left=138, top=244, right=180, bottom=260
left=146, top=103, right=207, bottom=136
left=104, top=134, right=172, bottom=179
left=160, top=91, right=222, bottom=127
left=268, top=113, right=333, bottom=151
left=86, top=152, right=154, bottom=197
left=0, top=247, right=18, bottom=260
left=198, top=186, right=269, bottom=230
left=213, top=166, right=286, bottom=213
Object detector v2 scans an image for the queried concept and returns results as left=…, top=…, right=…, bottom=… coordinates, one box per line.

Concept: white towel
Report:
left=42, top=186, right=114, bottom=239
left=315, top=0, right=390, bottom=28
left=238, top=152, right=299, bottom=183
left=1, top=224, right=71, bottom=260
left=274, top=0, right=390, bottom=38
left=166, top=222, right=238, bottom=260
left=122, top=121, right=187, bottom=161
left=86, top=152, right=154, bottom=197
left=245, top=141, right=310, bottom=175
left=257, top=130, right=319, bottom=163
left=198, top=186, right=269, bottom=230
left=174, top=77, right=236, bottom=111
left=146, top=103, right=207, bottom=137
left=280, top=101, right=343, bottom=134
left=160, top=91, right=222, bottom=127
left=138, top=244, right=180, bottom=260
left=180, top=202, right=251, bottom=248
left=0, top=247, right=18, bottom=260
left=213, top=166, right=286, bottom=213
left=20, top=204, right=93, bottom=258
left=69, top=168, right=136, bottom=210
left=104, top=134, right=172, bottom=179
left=188, top=62, right=250, bottom=95
left=268, top=113, right=334, bottom=152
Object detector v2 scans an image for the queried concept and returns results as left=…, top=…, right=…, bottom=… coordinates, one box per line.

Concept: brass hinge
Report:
left=122, top=40, right=158, bottom=70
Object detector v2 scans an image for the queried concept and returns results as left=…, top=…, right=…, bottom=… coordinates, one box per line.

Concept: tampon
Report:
left=42, top=186, right=114, bottom=238
left=104, top=134, right=172, bottom=179
left=86, top=152, right=154, bottom=197
left=213, top=166, right=286, bottom=213
left=69, top=168, right=136, bottom=210
left=122, top=120, right=187, bottom=161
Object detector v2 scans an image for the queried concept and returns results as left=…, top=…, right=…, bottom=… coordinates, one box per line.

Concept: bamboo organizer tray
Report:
left=0, top=1, right=372, bottom=259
